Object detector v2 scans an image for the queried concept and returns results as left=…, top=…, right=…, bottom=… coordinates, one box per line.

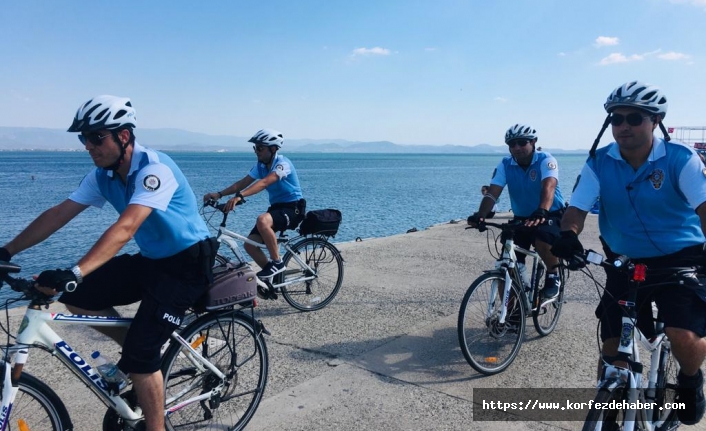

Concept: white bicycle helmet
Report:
left=604, top=81, right=668, bottom=118
left=505, top=124, right=537, bottom=143
left=67, top=95, right=137, bottom=133
left=248, top=129, right=284, bottom=148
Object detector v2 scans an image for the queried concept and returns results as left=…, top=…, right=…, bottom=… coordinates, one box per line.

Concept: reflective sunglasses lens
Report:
left=626, top=113, right=646, bottom=126
left=508, top=139, right=529, bottom=148
left=611, top=113, right=649, bottom=127
left=79, top=134, right=106, bottom=146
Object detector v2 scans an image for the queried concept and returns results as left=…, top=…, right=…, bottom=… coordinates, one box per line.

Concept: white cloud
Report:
left=594, top=36, right=619, bottom=47
left=424, top=47, right=437, bottom=52
left=599, top=52, right=645, bottom=65
left=658, top=51, right=691, bottom=60
left=351, top=47, right=391, bottom=57
left=558, top=52, right=567, bottom=57
left=494, top=97, right=508, bottom=103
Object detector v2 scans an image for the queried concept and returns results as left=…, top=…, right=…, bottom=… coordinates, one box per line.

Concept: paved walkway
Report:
left=6, top=214, right=706, bottom=430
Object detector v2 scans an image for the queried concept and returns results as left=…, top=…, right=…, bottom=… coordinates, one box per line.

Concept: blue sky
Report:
left=1, top=0, right=705, bottom=149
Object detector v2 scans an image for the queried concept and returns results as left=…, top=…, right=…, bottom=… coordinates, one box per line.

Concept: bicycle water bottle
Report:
left=91, top=351, right=128, bottom=394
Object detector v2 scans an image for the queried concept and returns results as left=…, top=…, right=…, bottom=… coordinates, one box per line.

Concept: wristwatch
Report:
left=71, top=265, right=83, bottom=284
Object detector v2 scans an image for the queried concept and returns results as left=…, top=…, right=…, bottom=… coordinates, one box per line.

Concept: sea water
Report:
left=0, top=150, right=587, bottom=304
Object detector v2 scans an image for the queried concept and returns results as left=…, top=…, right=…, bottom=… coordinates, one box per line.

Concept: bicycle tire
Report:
left=1, top=372, right=73, bottom=431
left=582, top=386, right=631, bottom=431
left=278, top=236, right=344, bottom=311
left=654, top=343, right=680, bottom=430
left=532, top=268, right=565, bottom=336
left=457, top=271, right=526, bottom=375
left=161, top=309, right=268, bottom=431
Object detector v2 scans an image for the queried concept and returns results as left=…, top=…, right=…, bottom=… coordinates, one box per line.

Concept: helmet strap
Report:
left=264, top=147, right=277, bottom=166
left=105, top=130, right=130, bottom=172
left=658, top=122, right=671, bottom=142
left=589, top=114, right=612, bottom=158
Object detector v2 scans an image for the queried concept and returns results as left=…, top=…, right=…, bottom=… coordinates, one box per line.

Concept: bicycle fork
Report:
left=488, top=267, right=515, bottom=325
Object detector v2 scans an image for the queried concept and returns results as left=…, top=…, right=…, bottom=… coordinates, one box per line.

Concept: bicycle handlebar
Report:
left=0, top=261, right=55, bottom=306
left=569, top=249, right=702, bottom=282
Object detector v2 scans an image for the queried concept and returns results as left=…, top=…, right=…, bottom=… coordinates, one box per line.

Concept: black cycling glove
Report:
left=527, top=208, right=549, bottom=224
left=36, top=269, right=79, bottom=293
left=467, top=212, right=482, bottom=225
left=551, top=231, right=584, bottom=259
left=0, top=247, right=11, bottom=262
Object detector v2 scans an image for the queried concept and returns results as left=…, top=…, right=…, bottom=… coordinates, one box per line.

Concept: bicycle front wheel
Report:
left=1, top=372, right=72, bottom=431
left=582, top=387, right=631, bottom=431
left=279, top=237, right=344, bottom=311
left=532, top=269, right=565, bottom=336
left=457, top=272, right=526, bottom=375
left=162, top=310, right=268, bottom=431
left=654, top=344, right=680, bottom=429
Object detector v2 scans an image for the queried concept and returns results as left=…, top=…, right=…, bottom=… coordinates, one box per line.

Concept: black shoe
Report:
left=540, top=273, right=561, bottom=300
left=257, top=260, right=285, bottom=279
left=676, top=369, right=705, bottom=425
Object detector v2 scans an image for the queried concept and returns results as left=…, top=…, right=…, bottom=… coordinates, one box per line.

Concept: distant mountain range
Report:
left=0, top=127, right=588, bottom=154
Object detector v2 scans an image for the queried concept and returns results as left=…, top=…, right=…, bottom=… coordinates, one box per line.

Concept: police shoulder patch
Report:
left=276, top=164, right=284, bottom=171
left=547, top=161, right=557, bottom=170
left=143, top=175, right=161, bottom=191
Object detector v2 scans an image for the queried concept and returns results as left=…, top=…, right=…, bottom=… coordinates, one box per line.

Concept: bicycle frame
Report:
left=214, top=224, right=320, bottom=291
left=582, top=251, right=684, bottom=431
left=488, top=233, right=548, bottom=324
left=0, top=306, right=228, bottom=429
left=598, top=317, right=673, bottom=431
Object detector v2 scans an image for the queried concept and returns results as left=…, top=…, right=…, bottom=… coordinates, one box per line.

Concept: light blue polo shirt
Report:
left=490, top=151, right=566, bottom=217
left=248, top=154, right=303, bottom=205
left=69, top=143, right=210, bottom=259
left=570, top=138, right=706, bottom=258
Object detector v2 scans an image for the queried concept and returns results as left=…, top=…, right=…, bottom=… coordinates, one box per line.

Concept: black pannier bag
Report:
left=196, top=261, right=257, bottom=311
left=298, top=209, right=342, bottom=236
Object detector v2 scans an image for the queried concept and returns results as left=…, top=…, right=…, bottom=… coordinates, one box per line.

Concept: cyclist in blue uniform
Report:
left=468, top=124, right=566, bottom=300
left=552, top=81, right=706, bottom=425
left=0, top=95, right=215, bottom=431
left=204, top=129, right=305, bottom=280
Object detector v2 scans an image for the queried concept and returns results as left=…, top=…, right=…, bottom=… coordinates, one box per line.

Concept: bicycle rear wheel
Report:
left=532, top=268, right=565, bottom=336
left=1, top=372, right=72, bottom=431
left=278, top=237, right=344, bottom=311
left=457, top=272, right=526, bottom=375
left=161, top=309, right=268, bottom=431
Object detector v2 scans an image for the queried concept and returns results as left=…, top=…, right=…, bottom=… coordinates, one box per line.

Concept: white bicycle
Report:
left=569, top=250, right=685, bottom=431
left=0, top=260, right=269, bottom=431
left=202, top=199, right=344, bottom=312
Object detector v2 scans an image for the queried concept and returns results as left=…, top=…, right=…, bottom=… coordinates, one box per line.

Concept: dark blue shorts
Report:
left=249, top=200, right=305, bottom=237
left=511, top=212, right=563, bottom=264
left=59, top=240, right=213, bottom=374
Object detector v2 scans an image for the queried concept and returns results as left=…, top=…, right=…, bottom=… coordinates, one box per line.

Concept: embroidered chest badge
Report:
left=648, top=169, right=664, bottom=190
left=143, top=175, right=161, bottom=191
left=529, top=169, right=537, bottom=182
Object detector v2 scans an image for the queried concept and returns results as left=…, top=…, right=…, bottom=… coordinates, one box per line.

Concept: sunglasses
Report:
left=253, top=145, right=269, bottom=152
left=78, top=132, right=112, bottom=146
left=610, top=113, right=653, bottom=127
left=507, top=139, right=530, bottom=148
